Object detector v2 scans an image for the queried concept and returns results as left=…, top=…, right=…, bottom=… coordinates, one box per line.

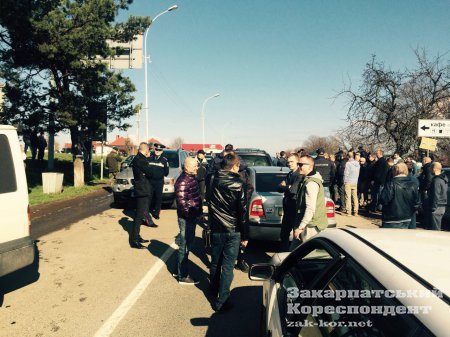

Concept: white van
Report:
left=0, top=125, right=35, bottom=277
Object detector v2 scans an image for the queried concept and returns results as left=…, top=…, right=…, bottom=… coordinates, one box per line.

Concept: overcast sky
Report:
left=57, top=0, right=450, bottom=154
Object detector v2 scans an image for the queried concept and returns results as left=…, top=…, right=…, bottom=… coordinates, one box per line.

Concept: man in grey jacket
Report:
left=428, top=162, right=448, bottom=231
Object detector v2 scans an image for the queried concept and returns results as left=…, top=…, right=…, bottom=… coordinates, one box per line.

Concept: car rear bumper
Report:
left=249, top=223, right=281, bottom=241
left=0, top=236, right=35, bottom=277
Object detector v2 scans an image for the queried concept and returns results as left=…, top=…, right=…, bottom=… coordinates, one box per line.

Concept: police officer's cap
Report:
left=154, top=143, right=166, bottom=151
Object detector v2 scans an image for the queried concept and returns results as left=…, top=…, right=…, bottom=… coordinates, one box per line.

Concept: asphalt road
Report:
left=1, top=196, right=379, bottom=337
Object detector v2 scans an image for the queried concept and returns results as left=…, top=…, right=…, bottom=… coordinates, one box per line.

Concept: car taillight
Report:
left=326, top=200, right=335, bottom=218
left=28, top=204, right=31, bottom=235
left=250, top=199, right=265, bottom=217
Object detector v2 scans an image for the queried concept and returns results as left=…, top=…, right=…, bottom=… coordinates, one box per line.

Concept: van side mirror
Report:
left=249, top=263, right=275, bottom=281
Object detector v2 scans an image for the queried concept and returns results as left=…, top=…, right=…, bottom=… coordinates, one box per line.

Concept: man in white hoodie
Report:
left=344, top=151, right=361, bottom=216
left=291, top=155, right=328, bottom=251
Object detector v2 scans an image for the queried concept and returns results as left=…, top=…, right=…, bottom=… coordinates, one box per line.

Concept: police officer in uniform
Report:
left=131, top=143, right=154, bottom=249
left=148, top=143, right=169, bottom=220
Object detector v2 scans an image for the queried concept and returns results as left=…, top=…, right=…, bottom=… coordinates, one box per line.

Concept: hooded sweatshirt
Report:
left=344, top=159, right=360, bottom=184
left=429, top=172, right=449, bottom=211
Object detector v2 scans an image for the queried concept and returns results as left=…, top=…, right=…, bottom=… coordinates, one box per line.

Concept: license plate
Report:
left=265, top=207, right=274, bottom=214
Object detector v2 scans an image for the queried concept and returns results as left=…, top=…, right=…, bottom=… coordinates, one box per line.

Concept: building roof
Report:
left=182, top=144, right=224, bottom=151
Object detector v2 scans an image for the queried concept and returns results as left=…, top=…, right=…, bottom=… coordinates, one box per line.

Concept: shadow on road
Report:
left=0, top=243, right=41, bottom=307
left=190, top=285, right=262, bottom=337
left=147, top=239, right=211, bottom=303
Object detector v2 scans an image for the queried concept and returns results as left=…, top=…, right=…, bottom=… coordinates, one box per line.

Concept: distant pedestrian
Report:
left=314, top=148, right=335, bottom=199
left=148, top=144, right=169, bottom=220
left=406, top=161, right=420, bottom=229
left=370, top=149, right=389, bottom=212
left=277, top=151, right=288, bottom=167
left=358, top=156, right=369, bottom=207
left=209, top=153, right=248, bottom=312
left=196, top=149, right=209, bottom=202
left=379, top=163, right=419, bottom=228
left=106, top=147, right=122, bottom=185
left=427, top=162, right=448, bottom=231
left=278, top=153, right=303, bottom=252
left=419, top=156, right=433, bottom=228
left=291, top=155, right=328, bottom=250
left=174, top=157, right=202, bottom=284
left=37, top=131, right=47, bottom=162
left=405, top=155, right=419, bottom=177
left=23, top=129, right=31, bottom=155
left=335, top=151, right=348, bottom=212
left=343, top=151, right=360, bottom=216
left=30, top=128, right=39, bottom=161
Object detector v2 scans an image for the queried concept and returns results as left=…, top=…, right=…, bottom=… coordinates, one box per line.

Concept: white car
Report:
left=0, top=125, right=35, bottom=277
left=249, top=228, right=450, bottom=337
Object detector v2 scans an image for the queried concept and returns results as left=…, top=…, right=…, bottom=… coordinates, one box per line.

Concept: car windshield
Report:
left=238, top=154, right=272, bottom=167
left=255, top=172, right=286, bottom=192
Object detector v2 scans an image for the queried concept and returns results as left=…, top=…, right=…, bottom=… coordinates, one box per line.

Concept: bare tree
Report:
left=169, top=137, right=184, bottom=149
left=124, top=137, right=136, bottom=155
left=338, top=50, right=450, bottom=156
left=301, top=135, right=341, bottom=154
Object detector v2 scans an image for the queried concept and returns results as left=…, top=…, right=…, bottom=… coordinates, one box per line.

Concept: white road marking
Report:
left=93, top=242, right=178, bottom=337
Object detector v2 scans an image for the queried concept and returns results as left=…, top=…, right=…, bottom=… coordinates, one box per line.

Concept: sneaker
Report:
left=178, top=276, right=199, bottom=285
left=235, top=259, right=249, bottom=273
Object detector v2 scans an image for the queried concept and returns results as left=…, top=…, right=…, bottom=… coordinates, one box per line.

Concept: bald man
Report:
left=174, top=157, right=202, bottom=284
left=291, top=155, right=328, bottom=251
left=428, top=162, right=448, bottom=231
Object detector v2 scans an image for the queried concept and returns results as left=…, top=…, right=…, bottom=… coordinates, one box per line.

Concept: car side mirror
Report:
left=249, top=263, right=275, bottom=281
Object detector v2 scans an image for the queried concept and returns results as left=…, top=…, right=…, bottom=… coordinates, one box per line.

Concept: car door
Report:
left=268, top=239, right=344, bottom=337
left=276, top=252, right=433, bottom=337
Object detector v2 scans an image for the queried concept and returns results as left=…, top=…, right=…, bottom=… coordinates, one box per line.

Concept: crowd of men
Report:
left=128, top=142, right=447, bottom=313
left=278, top=147, right=448, bottom=231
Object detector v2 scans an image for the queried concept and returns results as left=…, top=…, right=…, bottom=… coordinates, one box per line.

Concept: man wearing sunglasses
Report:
left=291, top=155, right=328, bottom=250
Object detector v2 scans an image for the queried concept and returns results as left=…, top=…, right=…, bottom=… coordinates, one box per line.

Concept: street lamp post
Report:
left=202, top=93, right=220, bottom=150
left=143, top=5, right=178, bottom=142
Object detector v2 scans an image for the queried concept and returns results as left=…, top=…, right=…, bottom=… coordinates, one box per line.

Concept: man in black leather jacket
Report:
left=314, top=148, right=335, bottom=198
left=130, top=143, right=154, bottom=249
left=379, top=163, right=419, bottom=228
left=209, top=153, right=248, bottom=312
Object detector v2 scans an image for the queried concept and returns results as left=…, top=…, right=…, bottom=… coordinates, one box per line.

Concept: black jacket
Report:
left=314, top=156, right=335, bottom=187
left=196, top=158, right=209, bottom=182
left=132, top=152, right=154, bottom=197
left=379, top=175, right=419, bottom=222
left=419, top=162, right=434, bottom=192
left=277, top=157, right=288, bottom=167
left=278, top=170, right=303, bottom=214
left=373, top=157, right=389, bottom=185
left=335, top=158, right=348, bottom=185
left=429, top=173, right=448, bottom=211
left=358, top=163, right=369, bottom=187
left=148, top=154, right=169, bottom=181
left=209, top=170, right=248, bottom=240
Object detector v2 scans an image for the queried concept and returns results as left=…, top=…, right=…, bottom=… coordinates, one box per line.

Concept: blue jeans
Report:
left=176, top=217, right=197, bottom=279
left=381, top=220, right=410, bottom=229
left=209, top=232, right=241, bottom=309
